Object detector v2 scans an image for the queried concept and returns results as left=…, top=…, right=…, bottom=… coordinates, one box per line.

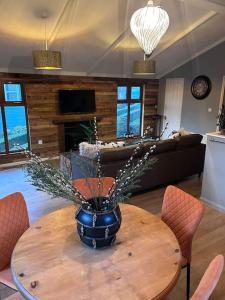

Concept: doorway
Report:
left=162, top=78, right=184, bottom=138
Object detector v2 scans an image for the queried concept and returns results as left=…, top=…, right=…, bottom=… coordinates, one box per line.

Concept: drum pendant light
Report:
left=133, top=55, right=156, bottom=75
left=33, top=15, right=62, bottom=70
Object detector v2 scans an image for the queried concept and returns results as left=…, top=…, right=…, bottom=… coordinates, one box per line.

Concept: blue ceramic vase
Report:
left=75, top=199, right=121, bottom=249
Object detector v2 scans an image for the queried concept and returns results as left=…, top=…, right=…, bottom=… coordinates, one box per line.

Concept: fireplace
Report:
left=53, top=115, right=101, bottom=153
left=64, top=121, right=91, bottom=152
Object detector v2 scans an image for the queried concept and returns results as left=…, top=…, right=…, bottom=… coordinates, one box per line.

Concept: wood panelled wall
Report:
left=0, top=73, right=159, bottom=164
left=26, top=81, right=117, bottom=157
left=144, top=81, right=159, bottom=130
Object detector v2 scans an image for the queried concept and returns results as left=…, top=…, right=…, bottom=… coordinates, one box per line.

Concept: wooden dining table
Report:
left=11, top=204, right=181, bottom=300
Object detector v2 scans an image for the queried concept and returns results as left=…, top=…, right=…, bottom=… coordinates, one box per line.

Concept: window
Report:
left=4, top=83, right=23, bottom=102
left=0, top=114, right=5, bottom=153
left=0, top=83, right=29, bottom=155
left=117, top=85, right=143, bottom=138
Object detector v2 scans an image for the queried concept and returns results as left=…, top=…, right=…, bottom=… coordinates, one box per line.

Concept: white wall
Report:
left=159, top=40, right=225, bottom=134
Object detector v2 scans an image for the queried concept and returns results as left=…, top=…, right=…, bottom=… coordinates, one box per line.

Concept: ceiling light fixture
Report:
left=133, top=55, right=156, bottom=75
left=32, top=14, right=62, bottom=70
left=130, top=0, right=169, bottom=75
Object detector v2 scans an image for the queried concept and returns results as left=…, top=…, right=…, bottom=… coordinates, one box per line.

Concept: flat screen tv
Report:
left=59, top=90, right=96, bottom=113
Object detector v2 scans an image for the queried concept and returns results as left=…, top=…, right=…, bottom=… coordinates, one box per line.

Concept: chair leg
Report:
left=186, top=263, right=191, bottom=300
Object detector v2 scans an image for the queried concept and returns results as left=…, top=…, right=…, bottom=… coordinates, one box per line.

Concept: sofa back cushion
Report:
left=142, top=139, right=177, bottom=154
left=99, top=144, right=143, bottom=163
left=97, top=134, right=202, bottom=163
left=175, top=134, right=203, bottom=150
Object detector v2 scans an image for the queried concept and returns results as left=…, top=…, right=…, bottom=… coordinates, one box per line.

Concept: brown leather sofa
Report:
left=70, top=134, right=206, bottom=193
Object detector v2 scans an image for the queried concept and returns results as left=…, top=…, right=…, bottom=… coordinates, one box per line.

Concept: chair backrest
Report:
left=73, top=177, right=115, bottom=199
left=191, top=255, right=224, bottom=300
left=161, top=185, right=204, bottom=263
left=0, top=192, right=29, bottom=270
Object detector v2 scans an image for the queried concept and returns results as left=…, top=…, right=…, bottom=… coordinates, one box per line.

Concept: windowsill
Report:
left=0, top=155, right=59, bottom=169
left=0, top=151, right=26, bottom=157
left=0, top=152, right=27, bottom=167
left=116, top=136, right=141, bottom=141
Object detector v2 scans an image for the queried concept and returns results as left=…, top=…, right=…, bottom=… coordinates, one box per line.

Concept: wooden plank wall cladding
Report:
left=144, top=81, right=159, bottom=131
left=0, top=73, right=159, bottom=164
left=26, top=81, right=117, bottom=157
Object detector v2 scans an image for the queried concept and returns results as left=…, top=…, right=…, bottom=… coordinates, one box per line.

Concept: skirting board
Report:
left=0, top=156, right=59, bottom=170
left=201, top=196, right=225, bottom=214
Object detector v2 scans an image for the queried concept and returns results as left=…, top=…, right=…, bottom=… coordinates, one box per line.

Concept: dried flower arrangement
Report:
left=217, top=104, right=225, bottom=133
left=25, top=118, right=168, bottom=212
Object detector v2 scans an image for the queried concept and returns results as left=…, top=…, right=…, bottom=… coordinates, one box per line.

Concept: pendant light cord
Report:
left=41, top=11, right=48, bottom=51
left=45, top=19, right=48, bottom=51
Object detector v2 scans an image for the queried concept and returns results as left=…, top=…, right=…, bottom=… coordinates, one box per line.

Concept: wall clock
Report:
left=191, top=75, right=212, bottom=100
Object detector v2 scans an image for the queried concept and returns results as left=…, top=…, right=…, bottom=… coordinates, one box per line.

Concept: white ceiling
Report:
left=0, top=0, right=224, bottom=78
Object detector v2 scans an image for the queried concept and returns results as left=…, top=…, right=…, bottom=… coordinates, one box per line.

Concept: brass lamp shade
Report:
left=32, top=50, right=62, bottom=70
left=133, top=59, right=156, bottom=75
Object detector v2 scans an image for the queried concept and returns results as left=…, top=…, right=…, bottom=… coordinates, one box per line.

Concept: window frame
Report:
left=117, top=83, right=143, bottom=139
left=0, top=81, right=30, bottom=155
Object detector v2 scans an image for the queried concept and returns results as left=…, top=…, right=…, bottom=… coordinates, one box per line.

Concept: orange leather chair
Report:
left=190, top=255, right=224, bottom=300
left=0, top=192, right=29, bottom=299
left=73, top=177, right=115, bottom=199
left=165, top=255, right=224, bottom=300
left=161, top=186, right=204, bottom=300
left=4, top=292, right=25, bottom=300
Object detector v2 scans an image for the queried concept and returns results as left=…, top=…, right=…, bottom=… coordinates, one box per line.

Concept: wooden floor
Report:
left=0, top=168, right=225, bottom=299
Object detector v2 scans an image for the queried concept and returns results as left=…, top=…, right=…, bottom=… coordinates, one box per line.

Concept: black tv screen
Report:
left=59, top=90, right=96, bottom=113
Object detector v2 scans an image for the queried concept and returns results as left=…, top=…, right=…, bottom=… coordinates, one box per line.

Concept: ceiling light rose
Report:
left=33, top=13, right=62, bottom=70
left=130, top=0, right=169, bottom=56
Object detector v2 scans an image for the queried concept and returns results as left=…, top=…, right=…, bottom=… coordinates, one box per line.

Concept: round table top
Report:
left=11, top=204, right=181, bottom=300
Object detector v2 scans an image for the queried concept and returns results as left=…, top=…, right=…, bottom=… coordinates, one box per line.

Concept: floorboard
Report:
left=0, top=168, right=224, bottom=299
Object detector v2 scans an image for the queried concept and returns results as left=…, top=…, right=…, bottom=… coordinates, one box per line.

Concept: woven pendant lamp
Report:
left=133, top=57, right=155, bottom=75
left=33, top=14, right=62, bottom=70
left=33, top=50, right=62, bottom=70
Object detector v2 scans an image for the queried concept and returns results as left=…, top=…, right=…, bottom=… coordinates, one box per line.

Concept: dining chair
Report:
left=164, top=255, right=224, bottom=300
left=4, top=292, right=25, bottom=300
left=0, top=192, right=29, bottom=294
left=161, top=185, right=204, bottom=300
left=73, top=177, right=115, bottom=199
